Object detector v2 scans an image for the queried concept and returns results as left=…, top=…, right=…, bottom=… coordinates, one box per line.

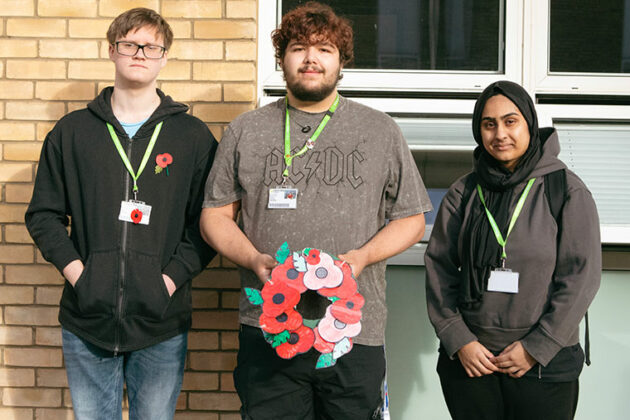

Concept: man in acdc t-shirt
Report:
left=200, top=2, right=432, bottom=418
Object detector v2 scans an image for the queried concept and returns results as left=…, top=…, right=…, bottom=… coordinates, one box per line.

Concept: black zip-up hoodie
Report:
left=26, top=87, right=217, bottom=352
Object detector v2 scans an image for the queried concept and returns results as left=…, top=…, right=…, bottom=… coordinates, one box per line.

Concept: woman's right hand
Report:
left=457, top=341, right=499, bottom=377
left=62, top=259, right=84, bottom=287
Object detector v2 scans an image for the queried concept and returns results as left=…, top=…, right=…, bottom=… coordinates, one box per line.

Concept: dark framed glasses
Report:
left=114, top=41, right=166, bottom=59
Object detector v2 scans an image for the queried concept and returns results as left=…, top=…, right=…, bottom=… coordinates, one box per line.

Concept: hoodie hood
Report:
left=87, top=87, right=189, bottom=138
left=528, top=127, right=567, bottom=179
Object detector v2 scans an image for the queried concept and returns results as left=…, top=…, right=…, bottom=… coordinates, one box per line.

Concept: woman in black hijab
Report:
left=425, top=81, right=601, bottom=420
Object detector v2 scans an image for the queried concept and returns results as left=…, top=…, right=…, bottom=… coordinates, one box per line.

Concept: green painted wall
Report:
left=385, top=266, right=630, bottom=419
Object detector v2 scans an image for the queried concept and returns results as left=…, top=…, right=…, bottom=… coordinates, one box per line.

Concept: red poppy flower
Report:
left=313, top=326, right=335, bottom=354
left=330, top=293, right=364, bottom=324
left=304, top=248, right=321, bottom=265
left=318, top=260, right=357, bottom=299
left=261, top=279, right=300, bottom=317
left=259, top=309, right=303, bottom=334
left=271, top=257, right=307, bottom=293
left=130, top=209, right=143, bottom=224
left=156, top=153, right=173, bottom=168
left=275, top=325, right=315, bottom=359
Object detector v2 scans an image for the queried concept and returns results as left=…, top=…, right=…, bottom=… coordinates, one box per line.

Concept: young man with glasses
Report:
left=26, top=8, right=216, bottom=419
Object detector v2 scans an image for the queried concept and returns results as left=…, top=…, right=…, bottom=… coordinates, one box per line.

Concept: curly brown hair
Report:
left=272, top=2, right=354, bottom=66
left=107, top=8, right=173, bottom=50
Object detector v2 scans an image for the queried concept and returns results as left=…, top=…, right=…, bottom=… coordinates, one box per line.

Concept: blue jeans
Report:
left=62, top=329, right=187, bottom=420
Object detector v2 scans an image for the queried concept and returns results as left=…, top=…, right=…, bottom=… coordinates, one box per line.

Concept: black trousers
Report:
left=437, top=351, right=579, bottom=420
left=234, top=324, right=385, bottom=420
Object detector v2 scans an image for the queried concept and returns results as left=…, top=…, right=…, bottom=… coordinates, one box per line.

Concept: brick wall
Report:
left=0, top=1, right=258, bottom=418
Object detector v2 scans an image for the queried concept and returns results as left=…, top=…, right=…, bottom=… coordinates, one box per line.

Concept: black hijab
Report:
left=459, top=81, right=543, bottom=307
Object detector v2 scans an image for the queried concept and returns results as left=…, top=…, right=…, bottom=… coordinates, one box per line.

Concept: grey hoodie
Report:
left=425, top=129, right=601, bottom=366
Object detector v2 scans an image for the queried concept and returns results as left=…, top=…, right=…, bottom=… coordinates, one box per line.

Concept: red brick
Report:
left=0, top=368, right=35, bottom=387
left=187, top=331, right=219, bottom=350
left=182, top=371, right=219, bottom=391
left=36, top=327, right=62, bottom=346
left=36, top=368, right=68, bottom=387
left=5, top=265, right=64, bottom=285
left=220, top=331, right=239, bottom=350
left=189, top=351, right=237, bottom=371
left=192, top=311, right=239, bottom=330
left=6, top=184, right=35, bottom=203
left=0, top=245, right=33, bottom=263
left=2, top=388, right=62, bottom=407
left=193, top=269, right=240, bottom=289
left=0, top=326, right=33, bottom=345
left=0, top=204, right=29, bottom=222
left=5, top=306, right=60, bottom=326
left=36, top=286, right=63, bottom=305
left=5, top=348, right=63, bottom=367
left=0, top=286, right=34, bottom=304
left=192, top=290, right=219, bottom=309
left=221, top=291, right=240, bottom=309
left=5, top=225, right=34, bottom=243
left=0, top=408, right=33, bottom=419
left=174, top=412, right=219, bottom=420
left=188, top=392, right=240, bottom=411
left=220, top=372, right=235, bottom=392
left=35, top=408, right=75, bottom=420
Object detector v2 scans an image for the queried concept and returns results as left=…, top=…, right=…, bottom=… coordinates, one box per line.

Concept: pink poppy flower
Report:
left=313, top=326, right=335, bottom=354
left=303, top=251, right=343, bottom=290
left=318, top=260, right=357, bottom=299
left=317, top=306, right=362, bottom=343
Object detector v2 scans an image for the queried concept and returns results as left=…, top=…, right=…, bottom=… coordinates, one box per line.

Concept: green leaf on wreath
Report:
left=262, top=331, right=275, bottom=345
left=328, top=296, right=340, bottom=303
left=155, top=166, right=163, bottom=174
left=316, top=352, right=337, bottom=369
left=271, top=330, right=290, bottom=348
left=275, top=242, right=291, bottom=264
left=293, top=252, right=307, bottom=272
left=244, top=287, right=264, bottom=305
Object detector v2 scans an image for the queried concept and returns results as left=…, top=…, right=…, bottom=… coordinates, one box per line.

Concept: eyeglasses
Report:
left=114, top=41, right=166, bottom=59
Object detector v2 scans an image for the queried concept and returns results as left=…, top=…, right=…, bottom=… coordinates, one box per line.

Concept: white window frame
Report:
left=538, top=104, right=630, bottom=244
left=524, top=1, right=630, bottom=95
left=258, top=0, right=524, bottom=101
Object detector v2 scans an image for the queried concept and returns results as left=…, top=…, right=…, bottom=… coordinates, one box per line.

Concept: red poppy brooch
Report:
left=244, top=242, right=364, bottom=369
left=155, top=152, right=173, bottom=175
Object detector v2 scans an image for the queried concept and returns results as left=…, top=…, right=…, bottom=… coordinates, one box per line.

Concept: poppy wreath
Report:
left=244, top=242, right=364, bottom=369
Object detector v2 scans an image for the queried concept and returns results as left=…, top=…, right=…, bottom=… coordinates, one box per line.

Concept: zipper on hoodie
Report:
left=114, top=132, right=133, bottom=356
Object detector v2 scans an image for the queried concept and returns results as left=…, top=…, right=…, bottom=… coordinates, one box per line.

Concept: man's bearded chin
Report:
left=285, top=70, right=341, bottom=102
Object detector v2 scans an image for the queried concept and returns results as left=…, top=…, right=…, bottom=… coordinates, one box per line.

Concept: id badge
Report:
left=118, top=200, right=152, bottom=225
left=268, top=188, right=298, bottom=209
left=487, top=268, right=519, bottom=293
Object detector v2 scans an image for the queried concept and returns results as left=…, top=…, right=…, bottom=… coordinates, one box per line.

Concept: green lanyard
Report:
left=476, top=178, right=536, bottom=264
left=106, top=121, right=163, bottom=199
left=283, top=94, right=340, bottom=179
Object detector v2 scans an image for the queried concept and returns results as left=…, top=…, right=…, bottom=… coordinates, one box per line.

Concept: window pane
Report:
left=556, top=123, right=630, bottom=225
left=280, top=0, right=504, bottom=71
left=550, top=0, right=630, bottom=73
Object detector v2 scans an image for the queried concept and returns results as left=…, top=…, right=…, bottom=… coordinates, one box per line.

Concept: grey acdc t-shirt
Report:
left=203, top=96, right=431, bottom=346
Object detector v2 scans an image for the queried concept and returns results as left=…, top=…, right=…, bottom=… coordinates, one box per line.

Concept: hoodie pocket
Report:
left=73, top=250, right=118, bottom=315
left=124, top=249, right=171, bottom=319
